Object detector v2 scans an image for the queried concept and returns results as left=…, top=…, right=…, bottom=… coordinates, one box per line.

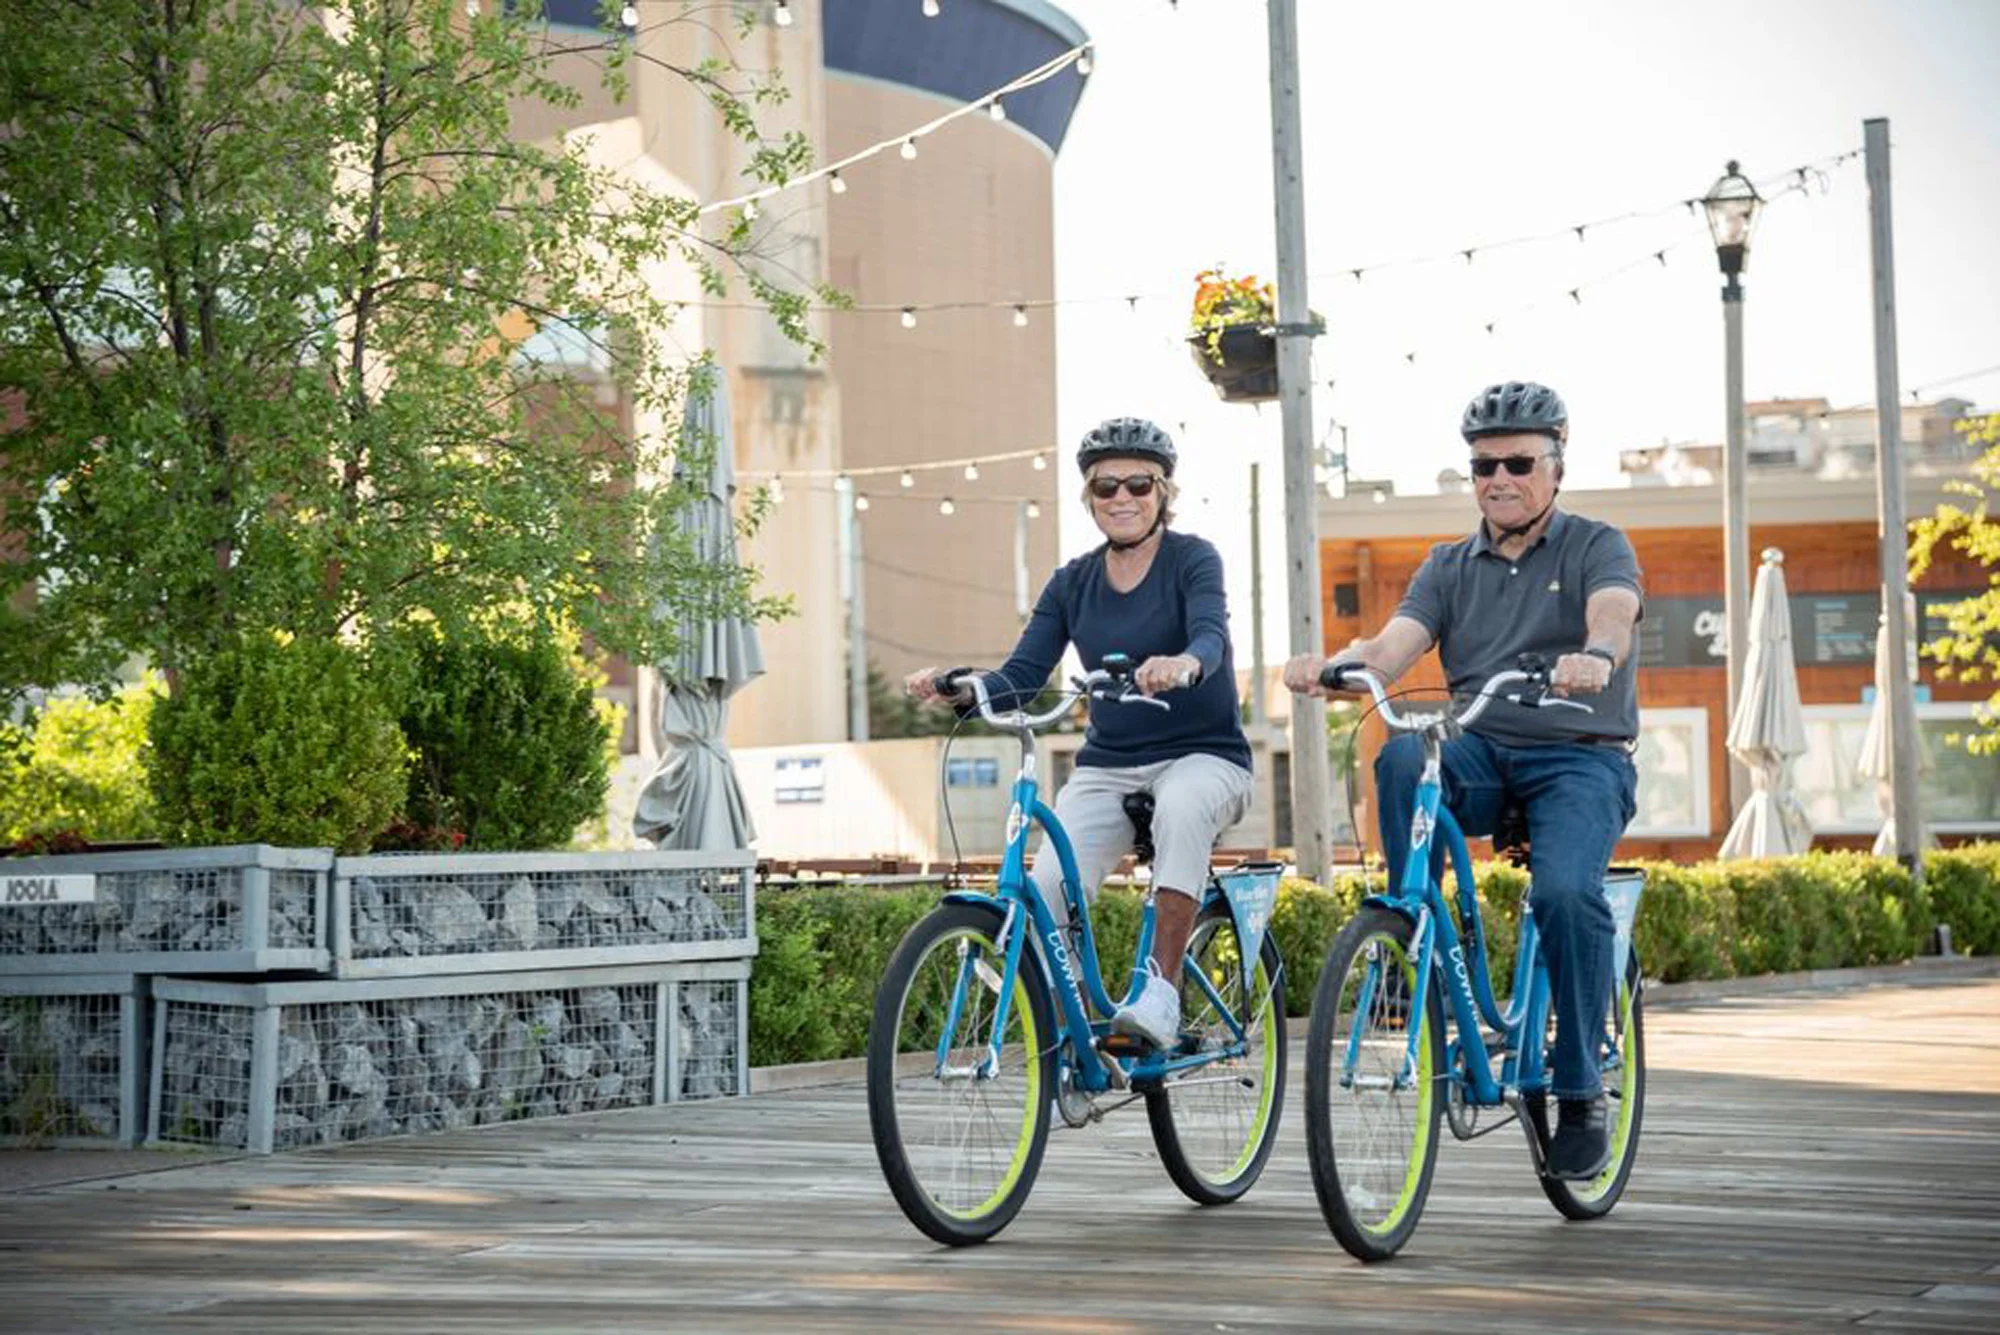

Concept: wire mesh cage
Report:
left=329, top=851, right=755, bottom=978
left=151, top=960, right=748, bottom=1152
left=0, top=846, right=331, bottom=976
left=0, top=974, right=147, bottom=1147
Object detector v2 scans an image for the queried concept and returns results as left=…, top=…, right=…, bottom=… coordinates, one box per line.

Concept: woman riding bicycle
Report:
left=905, top=417, right=1253, bottom=1049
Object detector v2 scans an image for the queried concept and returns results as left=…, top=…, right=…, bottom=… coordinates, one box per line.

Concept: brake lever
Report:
left=1507, top=689, right=1593, bottom=714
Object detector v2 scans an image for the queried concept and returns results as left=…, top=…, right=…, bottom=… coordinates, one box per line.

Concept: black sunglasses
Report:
left=1469, top=454, right=1547, bottom=478
left=1088, top=472, right=1161, bottom=499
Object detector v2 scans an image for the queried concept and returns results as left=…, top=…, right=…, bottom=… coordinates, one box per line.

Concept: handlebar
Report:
left=1316, top=658, right=1592, bottom=735
left=935, top=666, right=1171, bottom=733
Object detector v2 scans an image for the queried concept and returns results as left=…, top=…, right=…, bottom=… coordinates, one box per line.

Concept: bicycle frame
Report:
left=1359, top=728, right=1553, bottom=1108
left=937, top=707, right=1260, bottom=1096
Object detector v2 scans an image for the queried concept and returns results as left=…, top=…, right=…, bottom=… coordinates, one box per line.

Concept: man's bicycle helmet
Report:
left=1076, top=417, right=1177, bottom=476
left=1460, top=381, right=1568, bottom=446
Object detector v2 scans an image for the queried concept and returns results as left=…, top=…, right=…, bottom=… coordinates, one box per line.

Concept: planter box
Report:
left=149, top=960, right=748, bottom=1153
left=1, top=973, right=147, bottom=1147
left=328, top=850, right=756, bottom=979
left=0, top=845, right=331, bottom=976
left=1188, top=322, right=1279, bottom=403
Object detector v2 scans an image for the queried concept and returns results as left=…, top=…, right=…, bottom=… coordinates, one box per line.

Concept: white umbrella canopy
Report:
left=631, top=375, right=765, bottom=850
left=1719, top=549, right=1813, bottom=859
left=1856, top=591, right=1930, bottom=856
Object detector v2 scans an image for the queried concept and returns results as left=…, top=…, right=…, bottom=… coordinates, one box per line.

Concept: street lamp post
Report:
left=1703, top=160, right=1763, bottom=816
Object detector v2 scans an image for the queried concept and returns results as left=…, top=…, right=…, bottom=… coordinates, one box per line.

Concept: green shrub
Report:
left=393, top=627, right=612, bottom=851
left=0, top=677, right=162, bottom=844
left=1929, top=844, right=2000, bottom=955
left=147, top=636, right=408, bottom=853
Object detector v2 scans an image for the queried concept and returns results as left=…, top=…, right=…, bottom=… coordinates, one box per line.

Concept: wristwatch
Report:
left=1581, top=646, right=1618, bottom=668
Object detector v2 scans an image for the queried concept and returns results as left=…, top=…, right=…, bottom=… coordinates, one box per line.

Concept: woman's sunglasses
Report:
left=1088, top=472, right=1161, bottom=499
left=1468, top=454, right=1546, bottom=479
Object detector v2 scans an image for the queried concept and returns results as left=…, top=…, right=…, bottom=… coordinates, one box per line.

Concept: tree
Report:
left=1911, top=411, right=2000, bottom=755
left=0, top=0, right=828, bottom=702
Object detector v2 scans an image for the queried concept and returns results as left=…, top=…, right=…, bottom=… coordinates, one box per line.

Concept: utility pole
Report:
left=1266, top=0, right=1331, bottom=881
left=836, top=476, right=868, bottom=741
left=1721, top=276, right=1750, bottom=813
left=1249, top=461, right=1267, bottom=728
left=1864, top=117, right=1923, bottom=878
left=1014, top=500, right=1031, bottom=621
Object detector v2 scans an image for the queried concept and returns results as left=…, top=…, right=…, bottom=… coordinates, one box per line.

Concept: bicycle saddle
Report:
left=1493, top=798, right=1532, bottom=868
left=1122, top=792, right=1157, bottom=866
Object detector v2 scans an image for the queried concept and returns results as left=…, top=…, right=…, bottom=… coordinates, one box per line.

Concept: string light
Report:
left=988, top=99, right=1007, bottom=122
left=828, top=170, right=846, bottom=194
left=923, top=0, right=941, bottom=16
left=620, top=3, right=638, bottom=27
left=1031, top=452, right=1047, bottom=471
left=1013, top=304, right=1029, bottom=327
left=939, top=497, right=956, bottom=516
left=1077, top=51, right=1092, bottom=75
left=854, top=492, right=870, bottom=511
left=900, top=137, right=919, bottom=160
left=774, top=0, right=793, bottom=26
left=464, top=0, right=477, bottom=16
left=900, top=470, right=915, bottom=488
left=900, top=307, right=917, bottom=329
left=769, top=476, right=785, bottom=503
left=742, top=199, right=758, bottom=221
left=1026, top=500, right=1042, bottom=519
left=963, top=463, right=980, bottom=481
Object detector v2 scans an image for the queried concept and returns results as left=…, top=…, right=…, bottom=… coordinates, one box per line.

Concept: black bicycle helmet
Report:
left=1076, top=417, right=1177, bottom=476
left=1460, top=381, right=1568, bottom=446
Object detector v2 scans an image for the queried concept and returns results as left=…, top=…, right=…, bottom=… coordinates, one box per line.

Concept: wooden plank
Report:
left=1, top=975, right=1997, bottom=1331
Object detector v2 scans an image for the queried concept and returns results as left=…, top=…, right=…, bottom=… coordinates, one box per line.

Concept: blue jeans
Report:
left=1375, top=731, right=1637, bottom=1100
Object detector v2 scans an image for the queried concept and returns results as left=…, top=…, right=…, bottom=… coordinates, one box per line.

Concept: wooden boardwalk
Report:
left=5, top=968, right=2000, bottom=1333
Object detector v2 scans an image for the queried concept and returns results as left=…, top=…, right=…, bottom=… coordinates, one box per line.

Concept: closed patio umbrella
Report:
left=632, top=372, right=764, bottom=850
left=1855, top=591, right=1930, bottom=856
left=1719, top=549, right=1813, bottom=859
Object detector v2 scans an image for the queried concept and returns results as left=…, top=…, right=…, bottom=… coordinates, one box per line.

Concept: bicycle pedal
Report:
left=1098, top=1032, right=1152, bottom=1058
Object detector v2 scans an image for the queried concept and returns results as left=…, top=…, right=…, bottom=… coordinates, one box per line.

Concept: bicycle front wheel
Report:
left=1539, top=949, right=1646, bottom=1220
left=866, top=901, right=1055, bottom=1246
left=1146, top=904, right=1288, bottom=1205
left=1305, top=906, right=1444, bottom=1262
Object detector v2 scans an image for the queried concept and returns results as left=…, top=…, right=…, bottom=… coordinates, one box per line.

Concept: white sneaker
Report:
left=1111, top=961, right=1181, bottom=1049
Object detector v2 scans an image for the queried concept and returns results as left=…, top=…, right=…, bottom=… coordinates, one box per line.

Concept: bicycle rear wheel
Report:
left=867, top=901, right=1055, bottom=1246
left=1305, top=906, right=1444, bottom=1262
left=1146, top=904, right=1288, bottom=1205
left=1538, top=949, right=1645, bottom=1219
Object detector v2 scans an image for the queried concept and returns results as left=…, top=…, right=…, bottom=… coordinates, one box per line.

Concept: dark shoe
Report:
left=1545, top=1095, right=1611, bottom=1180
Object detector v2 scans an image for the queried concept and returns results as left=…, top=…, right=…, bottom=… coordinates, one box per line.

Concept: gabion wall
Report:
left=0, top=977, right=143, bottom=1146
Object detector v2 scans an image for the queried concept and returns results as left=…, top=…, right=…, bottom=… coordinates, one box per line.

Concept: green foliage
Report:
left=747, top=848, right=2000, bottom=1066
left=392, top=624, right=612, bottom=850
left=0, top=677, right=162, bottom=843
left=146, top=635, right=408, bottom=853
left=1911, top=410, right=2000, bottom=756
left=0, top=1, right=823, bottom=706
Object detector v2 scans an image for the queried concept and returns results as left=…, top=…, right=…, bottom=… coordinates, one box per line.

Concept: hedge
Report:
left=748, top=846, right=2000, bottom=1069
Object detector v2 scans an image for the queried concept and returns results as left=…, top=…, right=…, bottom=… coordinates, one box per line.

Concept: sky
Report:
left=1044, top=0, right=2000, bottom=670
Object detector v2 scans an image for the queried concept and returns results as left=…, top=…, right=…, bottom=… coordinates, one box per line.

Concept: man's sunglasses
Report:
left=1088, top=472, right=1162, bottom=499
left=1469, top=454, right=1547, bottom=479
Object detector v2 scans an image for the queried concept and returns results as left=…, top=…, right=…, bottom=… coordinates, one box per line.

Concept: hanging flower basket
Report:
left=1188, top=321, right=1279, bottom=403
left=1188, top=265, right=1279, bottom=404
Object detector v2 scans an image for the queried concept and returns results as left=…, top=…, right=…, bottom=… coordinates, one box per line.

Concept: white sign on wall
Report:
left=1, top=874, right=97, bottom=906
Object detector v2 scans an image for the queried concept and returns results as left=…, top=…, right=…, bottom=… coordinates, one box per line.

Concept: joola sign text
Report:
left=1, top=874, right=97, bottom=906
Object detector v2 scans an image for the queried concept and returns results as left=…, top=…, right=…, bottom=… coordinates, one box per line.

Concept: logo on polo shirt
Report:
left=1547, top=579, right=1562, bottom=593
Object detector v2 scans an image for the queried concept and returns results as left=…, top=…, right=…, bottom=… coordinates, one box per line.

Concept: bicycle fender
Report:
left=941, top=890, right=1007, bottom=913
left=1360, top=893, right=1422, bottom=922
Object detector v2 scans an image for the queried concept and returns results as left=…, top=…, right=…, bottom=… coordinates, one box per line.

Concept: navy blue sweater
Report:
left=978, top=530, right=1252, bottom=772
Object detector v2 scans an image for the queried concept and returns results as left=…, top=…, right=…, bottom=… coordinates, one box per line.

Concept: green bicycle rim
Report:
left=935, top=937, right=1043, bottom=1221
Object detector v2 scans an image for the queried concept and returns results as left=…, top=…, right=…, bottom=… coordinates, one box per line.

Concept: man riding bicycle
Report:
left=1283, top=380, right=1642, bottom=1180
left=907, top=417, right=1253, bottom=1052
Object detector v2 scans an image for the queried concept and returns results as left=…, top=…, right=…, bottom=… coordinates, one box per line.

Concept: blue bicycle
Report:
left=867, top=661, right=1288, bottom=1246
left=1303, top=661, right=1646, bottom=1262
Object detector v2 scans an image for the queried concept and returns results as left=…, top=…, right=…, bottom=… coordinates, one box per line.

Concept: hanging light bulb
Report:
left=939, top=497, right=956, bottom=516
left=963, top=462, right=979, bottom=481
left=900, top=137, right=919, bottom=160
left=1013, top=304, right=1029, bottom=328
left=1077, top=50, right=1093, bottom=76
left=900, top=307, right=917, bottom=329
left=742, top=199, right=758, bottom=221
left=1026, top=500, right=1042, bottom=519
left=900, top=470, right=915, bottom=489
left=770, top=476, right=785, bottom=503
left=988, top=99, right=1006, bottom=123
left=828, top=170, right=846, bottom=194
left=620, top=3, right=638, bottom=27
left=774, top=0, right=793, bottom=26
left=1031, top=452, right=1047, bottom=471
left=854, top=492, right=870, bottom=512
left=922, top=0, right=941, bottom=16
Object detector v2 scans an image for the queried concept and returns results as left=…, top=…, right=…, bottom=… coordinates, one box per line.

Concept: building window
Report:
left=1631, top=708, right=1709, bottom=838
left=1793, top=703, right=2000, bottom=834
left=945, top=757, right=1000, bottom=788
left=774, top=756, right=824, bottom=804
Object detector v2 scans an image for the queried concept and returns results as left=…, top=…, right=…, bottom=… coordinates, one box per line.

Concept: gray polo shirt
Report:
left=1395, top=509, right=1643, bottom=747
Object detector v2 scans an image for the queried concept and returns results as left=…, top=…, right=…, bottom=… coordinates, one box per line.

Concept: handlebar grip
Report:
left=934, top=667, right=975, bottom=696
left=1318, top=660, right=1365, bottom=691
